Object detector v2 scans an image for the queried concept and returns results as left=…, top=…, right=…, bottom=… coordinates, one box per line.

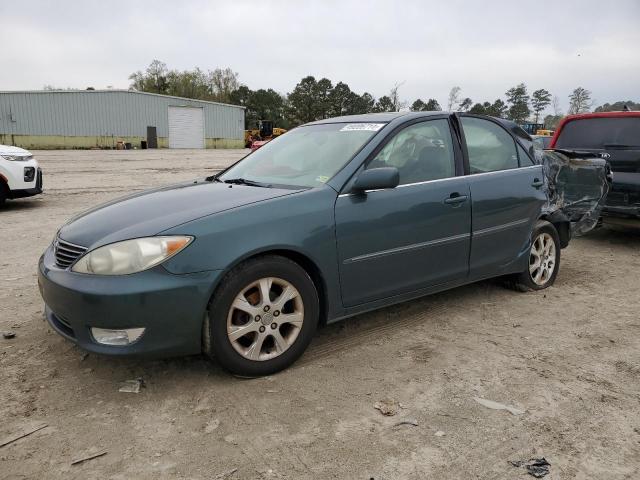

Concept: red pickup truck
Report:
left=550, top=111, right=640, bottom=222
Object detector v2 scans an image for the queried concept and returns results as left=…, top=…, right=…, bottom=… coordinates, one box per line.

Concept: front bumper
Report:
left=8, top=168, right=43, bottom=199
left=38, top=244, right=222, bottom=357
left=1, top=157, right=41, bottom=191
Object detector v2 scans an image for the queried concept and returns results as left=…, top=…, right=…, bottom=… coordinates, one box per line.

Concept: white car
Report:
left=0, top=145, right=42, bottom=206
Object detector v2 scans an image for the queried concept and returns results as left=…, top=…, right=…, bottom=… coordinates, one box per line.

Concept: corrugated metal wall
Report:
left=0, top=90, right=244, bottom=139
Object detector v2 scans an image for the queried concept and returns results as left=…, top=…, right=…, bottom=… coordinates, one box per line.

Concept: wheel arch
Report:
left=539, top=211, right=571, bottom=249
left=0, top=174, right=8, bottom=203
left=212, top=247, right=330, bottom=325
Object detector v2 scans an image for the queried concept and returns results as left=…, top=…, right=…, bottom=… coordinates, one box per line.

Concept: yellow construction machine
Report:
left=244, top=120, right=287, bottom=147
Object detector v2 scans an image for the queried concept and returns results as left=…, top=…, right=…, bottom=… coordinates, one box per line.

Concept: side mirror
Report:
left=352, top=167, right=399, bottom=193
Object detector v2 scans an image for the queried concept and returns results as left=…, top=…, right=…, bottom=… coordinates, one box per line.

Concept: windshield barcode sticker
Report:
left=340, top=123, right=385, bottom=132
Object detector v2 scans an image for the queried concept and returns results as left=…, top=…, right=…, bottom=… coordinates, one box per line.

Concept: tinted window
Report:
left=517, top=144, right=535, bottom=166
left=461, top=117, right=518, bottom=173
left=220, top=123, right=382, bottom=188
left=555, top=117, right=640, bottom=149
left=367, top=119, right=455, bottom=185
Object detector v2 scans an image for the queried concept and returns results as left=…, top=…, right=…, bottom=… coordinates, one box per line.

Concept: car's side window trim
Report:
left=338, top=115, right=462, bottom=194
left=460, top=164, right=539, bottom=179
left=458, top=113, right=537, bottom=175
left=448, top=115, right=467, bottom=176
left=452, top=114, right=471, bottom=175
left=337, top=173, right=466, bottom=197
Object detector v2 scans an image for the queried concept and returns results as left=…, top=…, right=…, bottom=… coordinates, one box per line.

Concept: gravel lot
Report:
left=1, top=149, right=639, bottom=479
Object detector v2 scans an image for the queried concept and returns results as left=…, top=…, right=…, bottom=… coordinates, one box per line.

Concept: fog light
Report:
left=24, top=166, right=35, bottom=182
left=91, top=327, right=145, bottom=346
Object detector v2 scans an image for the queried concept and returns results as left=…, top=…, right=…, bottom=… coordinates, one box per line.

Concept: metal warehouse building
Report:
left=0, top=90, right=245, bottom=149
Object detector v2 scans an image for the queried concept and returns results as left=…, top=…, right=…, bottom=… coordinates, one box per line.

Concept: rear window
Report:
left=555, top=117, right=640, bottom=149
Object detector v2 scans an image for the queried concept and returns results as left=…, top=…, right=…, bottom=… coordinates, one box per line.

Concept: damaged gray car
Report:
left=39, top=112, right=610, bottom=375
left=511, top=121, right=611, bottom=237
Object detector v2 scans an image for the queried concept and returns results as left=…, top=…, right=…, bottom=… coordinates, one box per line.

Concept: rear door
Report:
left=335, top=118, right=471, bottom=307
left=459, top=116, right=547, bottom=279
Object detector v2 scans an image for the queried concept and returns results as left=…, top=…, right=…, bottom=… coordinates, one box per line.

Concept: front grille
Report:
left=54, top=238, right=87, bottom=269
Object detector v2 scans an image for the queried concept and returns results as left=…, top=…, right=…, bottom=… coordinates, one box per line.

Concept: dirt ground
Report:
left=1, top=149, right=639, bottom=479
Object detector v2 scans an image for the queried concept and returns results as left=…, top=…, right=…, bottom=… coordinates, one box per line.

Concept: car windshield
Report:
left=219, top=123, right=384, bottom=187
left=555, top=117, right=640, bottom=149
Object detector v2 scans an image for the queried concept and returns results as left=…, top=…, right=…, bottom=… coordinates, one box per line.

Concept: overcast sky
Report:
left=1, top=0, right=638, bottom=112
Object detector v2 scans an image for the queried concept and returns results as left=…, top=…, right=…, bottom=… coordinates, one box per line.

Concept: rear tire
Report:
left=205, top=255, right=319, bottom=376
left=506, top=220, right=561, bottom=292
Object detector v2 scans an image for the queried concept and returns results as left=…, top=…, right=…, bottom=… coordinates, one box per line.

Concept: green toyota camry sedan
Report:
left=38, top=112, right=609, bottom=376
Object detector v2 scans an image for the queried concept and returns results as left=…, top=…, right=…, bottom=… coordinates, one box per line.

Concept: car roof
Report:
left=302, top=112, right=536, bottom=149
left=561, top=111, right=640, bottom=121
left=305, top=111, right=444, bottom=126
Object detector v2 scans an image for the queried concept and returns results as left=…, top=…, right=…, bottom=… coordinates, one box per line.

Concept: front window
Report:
left=366, top=119, right=455, bottom=185
left=219, top=123, right=384, bottom=188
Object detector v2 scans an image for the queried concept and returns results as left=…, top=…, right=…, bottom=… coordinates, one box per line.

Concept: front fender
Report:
left=160, top=186, right=344, bottom=319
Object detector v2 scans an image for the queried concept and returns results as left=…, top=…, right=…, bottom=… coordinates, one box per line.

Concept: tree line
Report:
left=128, top=60, right=633, bottom=130
left=129, top=60, right=402, bottom=129
left=440, top=84, right=598, bottom=128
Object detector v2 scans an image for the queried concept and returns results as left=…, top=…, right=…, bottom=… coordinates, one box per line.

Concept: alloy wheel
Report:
left=226, top=277, right=304, bottom=361
left=529, top=232, right=556, bottom=286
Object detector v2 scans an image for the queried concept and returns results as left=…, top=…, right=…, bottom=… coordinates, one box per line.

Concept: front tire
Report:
left=0, top=182, right=7, bottom=207
left=205, top=255, right=319, bottom=376
left=507, top=220, right=561, bottom=291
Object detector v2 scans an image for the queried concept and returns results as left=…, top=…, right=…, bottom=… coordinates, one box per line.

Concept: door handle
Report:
left=531, top=178, right=544, bottom=188
left=444, top=193, right=468, bottom=205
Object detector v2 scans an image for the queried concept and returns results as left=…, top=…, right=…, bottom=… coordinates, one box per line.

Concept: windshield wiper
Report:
left=223, top=178, right=271, bottom=187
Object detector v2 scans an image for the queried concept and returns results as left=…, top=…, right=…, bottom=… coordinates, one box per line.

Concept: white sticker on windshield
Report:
left=339, top=123, right=385, bottom=132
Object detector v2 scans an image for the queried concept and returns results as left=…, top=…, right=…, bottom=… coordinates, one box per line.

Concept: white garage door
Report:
left=168, top=106, right=205, bottom=149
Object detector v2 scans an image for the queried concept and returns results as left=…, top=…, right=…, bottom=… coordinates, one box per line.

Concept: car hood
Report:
left=0, top=144, right=32, bottom=156
left=58, top=180, right=304, bottom=248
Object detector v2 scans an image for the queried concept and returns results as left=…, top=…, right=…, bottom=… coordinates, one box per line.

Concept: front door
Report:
left=335, top=118, right=471, bottom=307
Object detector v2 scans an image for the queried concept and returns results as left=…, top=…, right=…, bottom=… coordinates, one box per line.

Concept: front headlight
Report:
left=1, top=154, right=32, bottom=161
left=71, top=236, right=193, bottom=275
